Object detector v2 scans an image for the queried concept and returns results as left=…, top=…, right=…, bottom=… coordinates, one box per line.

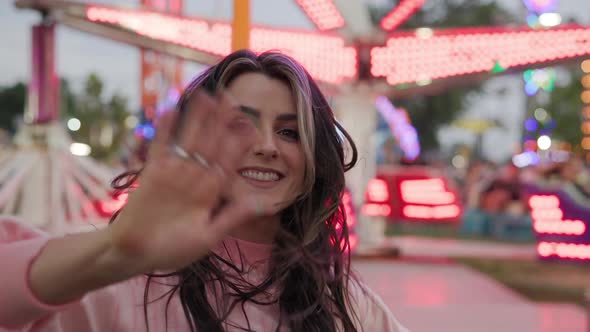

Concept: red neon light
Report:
left=399, top=178, right=455, bottom=205
left=87, top=6, right=230, bottom=55
left=371, top=26, right=590, bottom=86
left=537, top=241, right=590, bottom=260
left=528, top=194, right=587, bottom=235
left=362, top=203, right=391, bottom=217
left=534, top=220, right=586, bottom=236
left=99, top=193, right=128, bottom=215
left=348, top=233, right=358, bottom=252
left=531, top=208, right=563, bottom=220
left=295, top=0, right=345, bottom=30
left=342, top=191, right=356, bottom=228
left=249, top=28, right=356, bottom=84
left=366, top=178, right=389, bottom=202
left=86, top=5, right=356, bottom=84
left=402, top=204, right=460, bottom=220
left=529, top=195, right=560, bottom=208
left=380, top=0, right=427, bottom=31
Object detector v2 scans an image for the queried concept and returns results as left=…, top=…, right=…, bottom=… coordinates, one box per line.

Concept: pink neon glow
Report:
left=99, top=193, right=128, bottom=215
left=402, top=204, right=461, bottom=220
left=342, top=191, right=356, bottom=228
left=531, top=208, right=564, bottom=220
left=362, top=203, right=391, bottom=217
left=366, top=178, right=390, bottom=202
left=86, top=5, right=356, bottom=84
left=534, top=220, right=586, bottom=236
left=335, top=191, right=356, bottom=230
left=374, top=96, right=420, bottom=160
left=399, top=179, right=455, bottom=205
left=380, top=0, right=427, bottom=31
left=528, top=194, right=587, bottom=235
left=87, top=6, right=230, bottom=55
left=348, top=233, right=358, bottom=252
left=249, top=28, right=356, bottom=84
left=371, top=26, right=590, bottom=86
left=295, top=0, right=345, bottom=30
left=529, top=195, right=560, bottom=208
left=537, top=241, right=590, bottom=260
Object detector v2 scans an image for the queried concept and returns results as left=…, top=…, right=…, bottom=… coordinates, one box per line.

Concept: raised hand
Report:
left=107, top=91, right=262, bottom=274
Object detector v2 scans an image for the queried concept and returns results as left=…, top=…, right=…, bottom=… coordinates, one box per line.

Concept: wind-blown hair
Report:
left=111, top=49, right=359, bottom=332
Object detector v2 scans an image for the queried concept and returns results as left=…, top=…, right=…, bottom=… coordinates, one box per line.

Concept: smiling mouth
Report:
left=240, top=169, right=282, bottom=182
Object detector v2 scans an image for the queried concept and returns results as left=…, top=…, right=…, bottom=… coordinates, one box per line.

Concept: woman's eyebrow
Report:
left=238, top=105, right=297, bottom=122
left=238, top=105, right=260, bottom=119
left=276, top=113, right=297, bottom=122
left=236, top=105, right=262, bottom=129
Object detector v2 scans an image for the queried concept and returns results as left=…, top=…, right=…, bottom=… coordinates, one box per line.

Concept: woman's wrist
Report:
left=28, top=227, right=143, bottom=305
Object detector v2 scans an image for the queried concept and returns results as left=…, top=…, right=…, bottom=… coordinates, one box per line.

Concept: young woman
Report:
left=0, top=50, right=407, bottom=332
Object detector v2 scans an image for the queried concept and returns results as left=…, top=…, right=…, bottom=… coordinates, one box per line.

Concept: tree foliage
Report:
left=0, top=73, right=131, bottom=160
left=66, top=73, right=132, bottom=160
left=0, top=82, right=26, bottom=133
left=542, top=66, right=584, bottom=149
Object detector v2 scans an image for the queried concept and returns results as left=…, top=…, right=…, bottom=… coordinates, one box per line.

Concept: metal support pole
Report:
left=232, top=0, right=250, bottom=51
left=26, top=18, right=59, bottom=124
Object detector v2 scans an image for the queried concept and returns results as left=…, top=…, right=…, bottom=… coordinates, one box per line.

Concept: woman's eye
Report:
left=278, top=128, right=299, bottom=140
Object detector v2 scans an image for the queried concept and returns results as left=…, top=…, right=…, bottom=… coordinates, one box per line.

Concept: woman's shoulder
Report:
left=347, top=276, right=410, bottom=332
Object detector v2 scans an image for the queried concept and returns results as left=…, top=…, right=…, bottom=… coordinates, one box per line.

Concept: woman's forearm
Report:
left=28, top=227, right=140, bottom=305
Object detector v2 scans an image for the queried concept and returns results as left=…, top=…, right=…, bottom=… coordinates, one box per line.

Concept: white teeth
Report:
left=240, top=170, right=280, bottom=181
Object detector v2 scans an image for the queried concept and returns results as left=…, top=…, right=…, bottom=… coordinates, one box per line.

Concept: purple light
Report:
left=167, top=88, right=180, bottom=103
left=525, top=118, right=538, bottom=132
left=512, top=150, right=541, bottom=168
left=523, top=0, right=558, bottom=14
left=143, top=124, right=155, bottom=139
left=525, top=81, right=539, bottom=96
left=539, top=128, right=551, bottom=135
left=375, top=96, right=421, bottom=161
left=134, top=124, right=156, bottom=140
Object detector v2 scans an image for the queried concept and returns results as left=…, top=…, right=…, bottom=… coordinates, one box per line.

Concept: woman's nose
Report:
left=253, top=132, right=278, bottom=159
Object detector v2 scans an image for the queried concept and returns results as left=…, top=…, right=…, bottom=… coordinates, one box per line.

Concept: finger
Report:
left=211, top=91, right=258, bottom=173
left=151, top=110, right=178, bottom=157
left=197, top=91, right=237, bottom=159
left=198, top=99, right=224, bottom=159
left=207, top=197, right=269, bottom=239
left=214, top=135, right=245, bottom=183
left=178, top=90, right=217, bottom=151
left=220, top=91, right=261, bottom=131
left=217, top=91, right=237, bottom=115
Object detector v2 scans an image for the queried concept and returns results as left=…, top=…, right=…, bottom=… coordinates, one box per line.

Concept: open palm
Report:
left=108, top=91, right=261, bottom=273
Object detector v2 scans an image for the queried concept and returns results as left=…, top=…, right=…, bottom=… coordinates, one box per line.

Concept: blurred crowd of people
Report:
left=455, top=154, right=590, bottom=240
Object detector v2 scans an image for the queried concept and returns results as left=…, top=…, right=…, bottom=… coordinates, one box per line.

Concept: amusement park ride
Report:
left=4, top=0, right=590, bottom=255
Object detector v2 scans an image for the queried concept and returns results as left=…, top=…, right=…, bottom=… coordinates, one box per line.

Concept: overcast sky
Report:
left=1, top=0, right=589, bottom=162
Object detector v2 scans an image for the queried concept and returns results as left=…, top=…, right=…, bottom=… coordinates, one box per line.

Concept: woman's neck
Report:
left=229, top=214, right=280, bottom=244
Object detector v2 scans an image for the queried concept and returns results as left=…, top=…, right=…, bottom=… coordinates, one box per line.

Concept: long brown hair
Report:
left=111, top=50, right=359, bottom=331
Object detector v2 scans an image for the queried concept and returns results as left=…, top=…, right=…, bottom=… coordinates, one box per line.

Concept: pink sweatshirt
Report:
left=0, top=218, right=408, bottom=332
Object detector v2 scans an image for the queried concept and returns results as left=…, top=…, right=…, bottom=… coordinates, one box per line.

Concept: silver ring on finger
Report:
left=171, top=144, right=192, bottom=162
left=171, top=144, right=210, bottom=169
left=191, top=151, right=210, bottom=169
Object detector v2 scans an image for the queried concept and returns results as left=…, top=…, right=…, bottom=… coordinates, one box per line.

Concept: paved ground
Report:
left=352, top=259, right=587, bottom=332
left=383, top=236, right=537, bottom=260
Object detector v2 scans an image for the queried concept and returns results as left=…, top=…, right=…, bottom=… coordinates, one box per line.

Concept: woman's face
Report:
left=223, top=73, right=306, bottom=214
